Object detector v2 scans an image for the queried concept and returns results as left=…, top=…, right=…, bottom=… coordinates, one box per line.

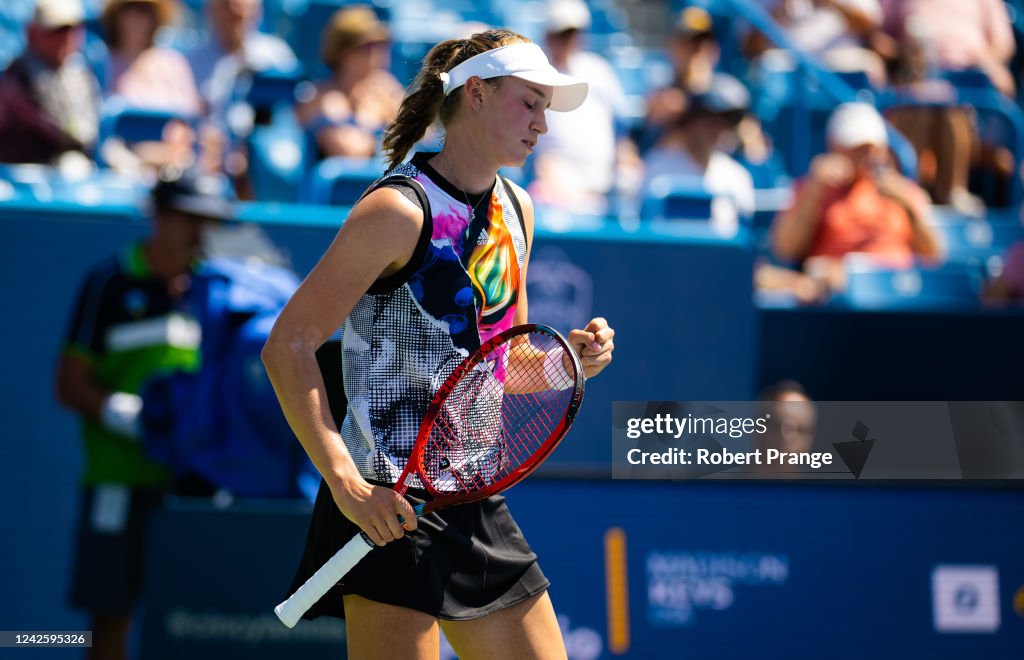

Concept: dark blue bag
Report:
left=142, top=257, right=319, bottom=501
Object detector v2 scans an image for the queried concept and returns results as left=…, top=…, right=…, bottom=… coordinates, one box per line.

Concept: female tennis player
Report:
left=262, top=29, right=614, bottom=659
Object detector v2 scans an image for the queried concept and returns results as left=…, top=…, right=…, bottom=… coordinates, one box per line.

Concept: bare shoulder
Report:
left=344, top=184, right=424, bottom=239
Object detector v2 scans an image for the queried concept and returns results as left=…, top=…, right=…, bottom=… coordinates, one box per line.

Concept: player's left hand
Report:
left=568, top=317, right=614, bottom=379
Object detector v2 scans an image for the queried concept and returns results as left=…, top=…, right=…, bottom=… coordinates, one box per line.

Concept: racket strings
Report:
left=422, top=331, right=578, bottom=496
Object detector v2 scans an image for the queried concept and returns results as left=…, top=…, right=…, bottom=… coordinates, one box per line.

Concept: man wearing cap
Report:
left=55, top=169, right=233, bottom=660
left=0, top=0, right=100, bottom=165
left=529, top=0, right=634, bottom=215
left=771, top=102, right=942, bottom=278
left=641, top=72, right=756, bottom=233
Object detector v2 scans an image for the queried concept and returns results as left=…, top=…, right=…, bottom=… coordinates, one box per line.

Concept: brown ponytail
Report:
left=381, top=29, right=530, bottom=170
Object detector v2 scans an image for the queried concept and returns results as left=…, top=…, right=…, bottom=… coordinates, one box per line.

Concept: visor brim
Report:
left=510, top=70, right=589, bottom=112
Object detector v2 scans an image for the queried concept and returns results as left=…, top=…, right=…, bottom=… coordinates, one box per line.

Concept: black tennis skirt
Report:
left=286, top=479, right=550, bottom=621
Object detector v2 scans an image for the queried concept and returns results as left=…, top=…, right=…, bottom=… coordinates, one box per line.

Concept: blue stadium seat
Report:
left=0, top=164, right=50, bottom=204
left=750, top=185, right=791, bottom=231
left=931, top=216, right=1024, bottom=275
left=640, top=176, right=714, bottom=222
left=302, top=156, right=383, bottom=205
left=839, top=260, right=982, bottom=310
left=97, top=99, right=196, bottom=146
left=391, top=39, right=434, bottom=87
left=765, top=101, right=833, bottom=177
left=0, top=0, right=32, bottom=69
left=234, top=68, right=302, bottom=116
left=584, top=0, right=633, bottom=51
left=832, top=69, right=873, bottom=92
left=607, top=46, right=673, bottom=129
left=247, top=119, right=308, bottom=203
left=940, top=68, right=995, bottom=91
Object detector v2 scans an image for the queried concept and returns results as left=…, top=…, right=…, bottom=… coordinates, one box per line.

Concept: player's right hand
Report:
left=330, top=476, right=417, bottom=547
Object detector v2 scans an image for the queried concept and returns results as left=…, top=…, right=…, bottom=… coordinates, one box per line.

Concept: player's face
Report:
left=480, top=77, right=550, bottom=168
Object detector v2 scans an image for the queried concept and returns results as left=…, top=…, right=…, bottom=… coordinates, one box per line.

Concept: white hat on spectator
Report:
left=33, top=0, right=85, bottom=29
left=546, top=0, right=591, bottom=34
left=826, top=102, right=889, bottom=149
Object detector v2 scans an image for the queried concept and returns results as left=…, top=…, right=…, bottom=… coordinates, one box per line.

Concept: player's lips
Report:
left=523, top=140, right=536, bottom=150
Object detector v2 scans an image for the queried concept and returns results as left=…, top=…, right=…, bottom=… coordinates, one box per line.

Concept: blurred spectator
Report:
left=187, top=0, right=298, bottom=123
left=746, top=0, right=887, bottom=86
left=100, top=0, right=196, bottom=111
left=883, top=100, right=982, bottom=216
left=880, top=0, right=1016, bottom=213
left=295, top=4, right=402, bottom=160
left=641, top=73, right=755, bottom=234
left=645, top=6, right=719, bottom=136
left=529, top=0, right=636, bottom=216
left=98, top=0, right=203, bottom=175
left=771, top=102, right=942, bottom=289
left=55, top=168, right=233, bottom=660
left=0, top=0, right=100, bottom=166
left=101, top=0, right=200, bottom=113
left=755, top=380, right=817, bottom=477
left=982, top=241, right=1024, bottom=305
left=879, top=0, right=1016, bottom=96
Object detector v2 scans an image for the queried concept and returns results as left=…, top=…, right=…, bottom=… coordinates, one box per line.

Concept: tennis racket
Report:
left=275, top=323, right=585, bottom=627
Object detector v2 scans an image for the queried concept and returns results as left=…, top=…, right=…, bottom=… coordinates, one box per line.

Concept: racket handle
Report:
left=274, top=532, right=375, bottom=628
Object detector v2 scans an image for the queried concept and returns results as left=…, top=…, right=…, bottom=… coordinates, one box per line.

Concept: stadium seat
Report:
left=97, top=99, right=196, bottom=146
left=832, top=69, right=873, bottom=92
left=391, top=38, right=434, bottom=87
left=940, top=68, right=995, bottom=91
left=640, top=175, right=715, bottom=222
left=247, top=120, right=308, bottom=203
left=241, top=68, right=302, bottom=112
left=584, top=0, right=633, bottom=51
left=930, top=217, right=1024, bottom=276
left=750, top=185, right=792, bottom=231
left=839, top=259, right=982, bottom=310
left=301, top=156, right=383, bottom=205
left=608, top=46, right=673, bottom=129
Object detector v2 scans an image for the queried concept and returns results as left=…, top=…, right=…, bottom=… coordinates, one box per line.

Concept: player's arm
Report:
left=261, top=188, right=419, bottom=545
left=505, top=179, right=614, bottom=380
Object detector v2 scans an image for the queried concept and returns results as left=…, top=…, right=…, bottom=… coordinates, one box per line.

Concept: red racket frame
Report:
left=392, top=323, right=584, bottom=514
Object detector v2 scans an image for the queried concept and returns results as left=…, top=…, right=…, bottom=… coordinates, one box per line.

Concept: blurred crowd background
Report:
left=2, top=0, right=1024, bottom=306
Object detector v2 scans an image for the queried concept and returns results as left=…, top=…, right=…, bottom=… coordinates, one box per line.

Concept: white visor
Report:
left=439, top=42, right=588, bottom=112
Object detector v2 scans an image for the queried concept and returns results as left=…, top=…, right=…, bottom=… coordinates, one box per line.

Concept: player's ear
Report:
left=464, top=76, right=487, bottom=112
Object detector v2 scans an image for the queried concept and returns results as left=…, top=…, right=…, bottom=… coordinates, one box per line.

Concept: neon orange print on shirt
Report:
left=467, top=194, right=520, bottom=330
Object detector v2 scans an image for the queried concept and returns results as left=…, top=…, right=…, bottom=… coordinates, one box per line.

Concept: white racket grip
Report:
left=274, top=533, right=375, bottom=628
